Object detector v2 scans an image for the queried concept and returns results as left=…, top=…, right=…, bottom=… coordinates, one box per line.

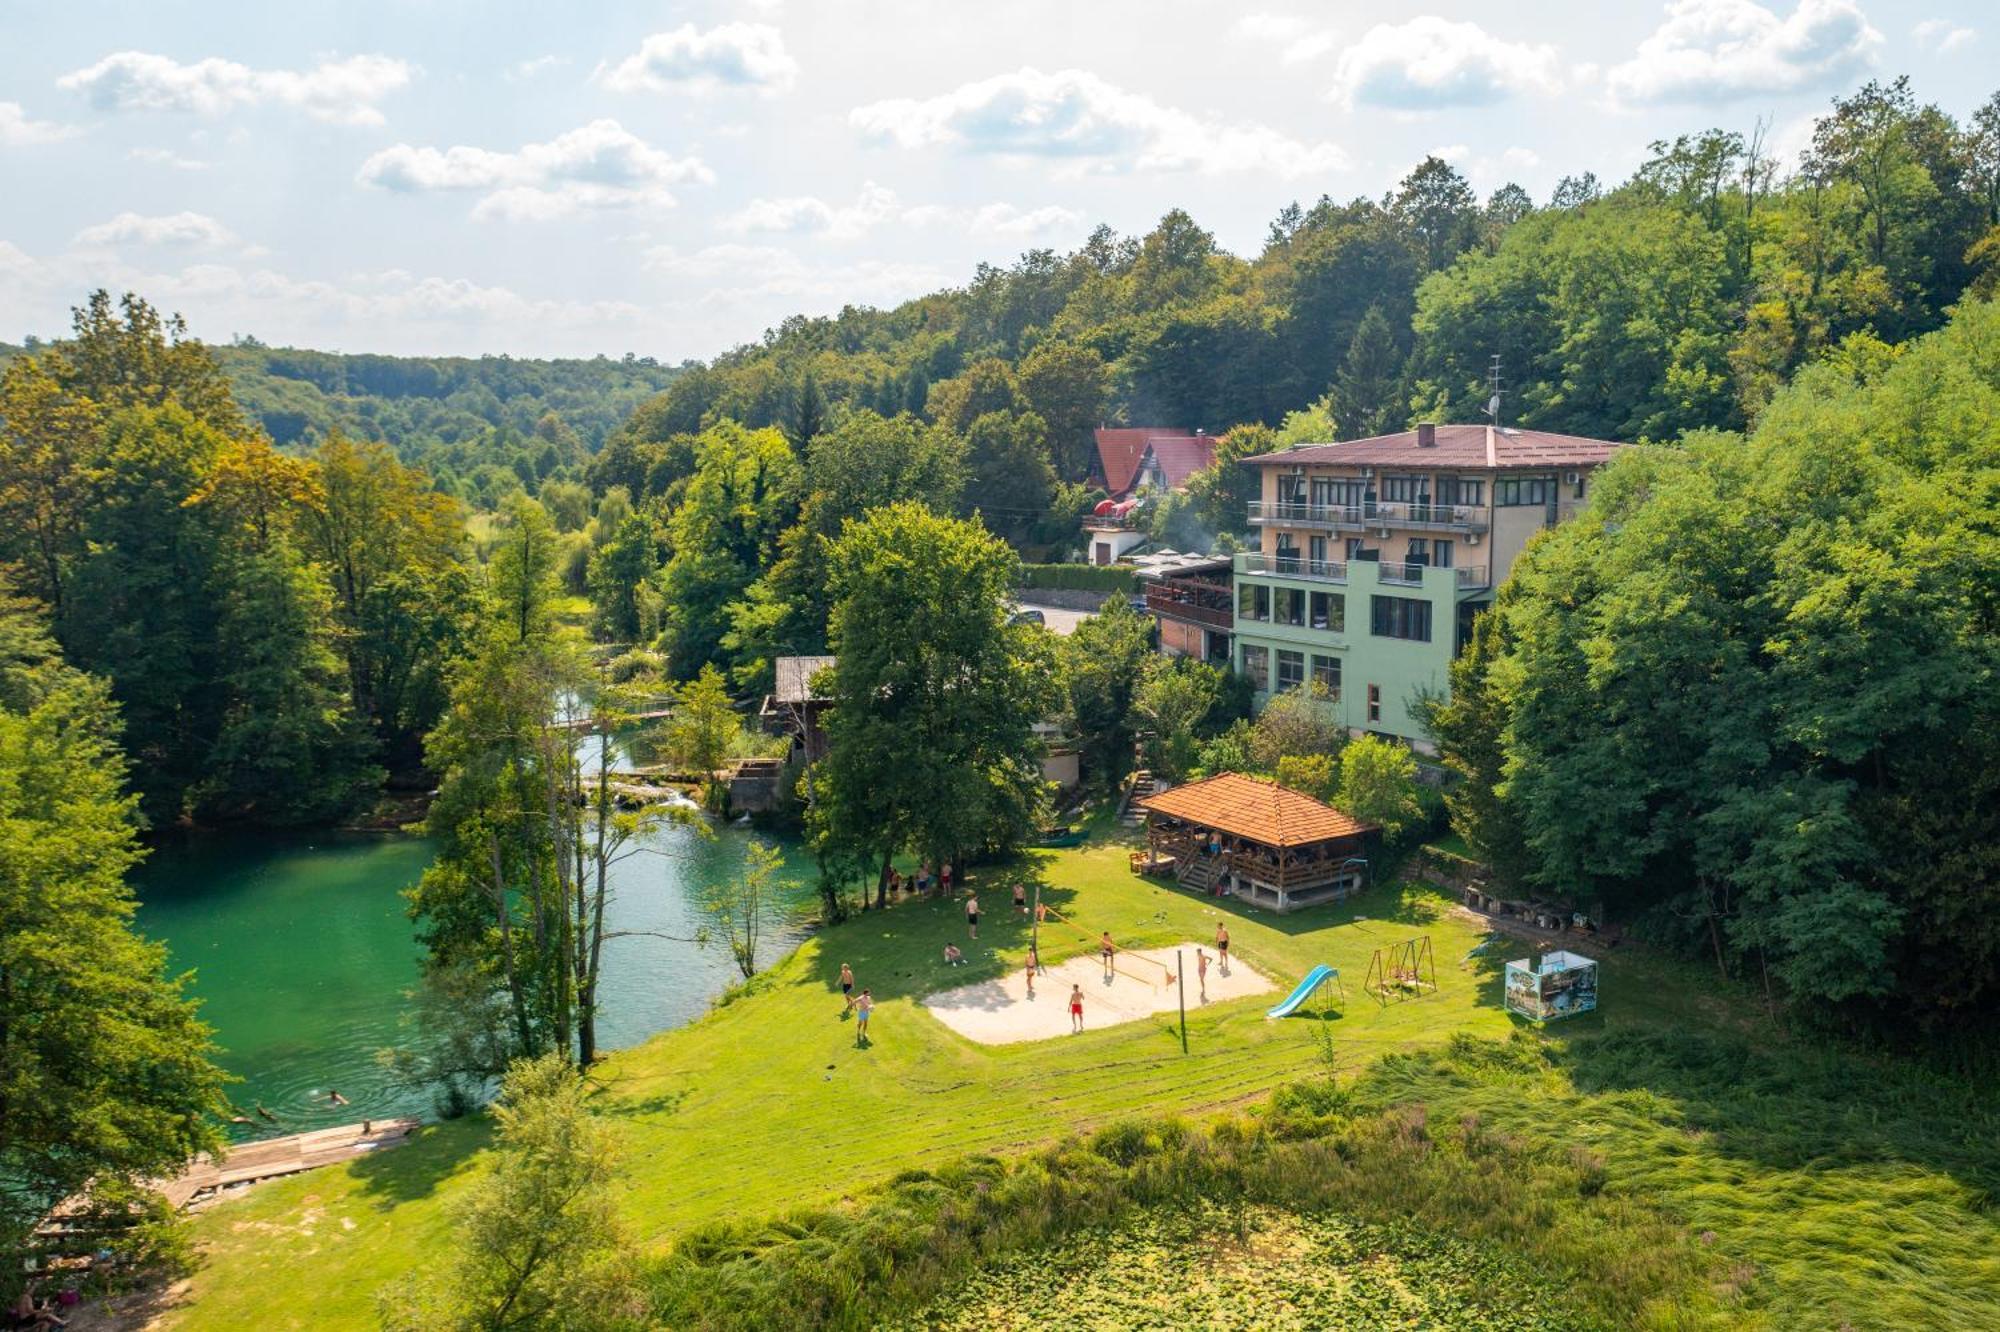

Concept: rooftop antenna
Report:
left=1484, top=354, right=1504, bottom=427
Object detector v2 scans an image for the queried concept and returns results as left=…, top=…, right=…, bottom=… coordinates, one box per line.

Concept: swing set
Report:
left=1363, top=935, right=1438, bottom=1003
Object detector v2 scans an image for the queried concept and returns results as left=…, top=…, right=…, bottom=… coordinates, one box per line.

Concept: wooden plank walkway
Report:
left=157, top=1118, right=421, bottom=1209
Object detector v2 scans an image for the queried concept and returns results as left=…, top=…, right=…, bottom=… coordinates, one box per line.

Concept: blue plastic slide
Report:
left=1267, top=964, right=1340, bottom=1019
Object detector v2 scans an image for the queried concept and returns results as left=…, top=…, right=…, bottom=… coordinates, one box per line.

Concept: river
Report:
left=134, top=816, right=817, bottom=1138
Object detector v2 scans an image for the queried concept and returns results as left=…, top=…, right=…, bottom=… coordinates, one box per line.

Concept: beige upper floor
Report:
left=1242, top=423, right=1620, bottom=590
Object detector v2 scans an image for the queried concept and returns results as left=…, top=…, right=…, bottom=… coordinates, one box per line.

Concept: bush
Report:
left=1015, top=563, right=1136, bottom=593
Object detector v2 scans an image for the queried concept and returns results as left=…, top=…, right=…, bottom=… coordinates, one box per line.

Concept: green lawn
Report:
left=156, top=839, right=1987, bottom=1329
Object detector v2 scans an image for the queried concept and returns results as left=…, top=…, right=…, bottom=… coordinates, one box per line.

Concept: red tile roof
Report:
left=1138, top=771, right=1375, bottom=848
left=1093, top=427, right=1213, bottom=497
left=1146, top=433, right=1219, bottom=491
left=1242, top=424, right=1620, bottom=471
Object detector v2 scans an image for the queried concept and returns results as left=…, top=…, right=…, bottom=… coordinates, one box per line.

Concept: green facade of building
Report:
left=1229, top=553, right=1487, bottom=748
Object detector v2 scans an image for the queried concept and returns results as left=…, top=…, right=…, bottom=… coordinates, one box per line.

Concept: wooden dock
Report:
left=157, top=1118, right=421, bottom=1209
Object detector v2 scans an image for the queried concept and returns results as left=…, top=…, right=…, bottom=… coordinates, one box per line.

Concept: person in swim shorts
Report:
left=1069, top=984, right=1085, bottom=1033
left=839, top=962, right=856, bottom=1013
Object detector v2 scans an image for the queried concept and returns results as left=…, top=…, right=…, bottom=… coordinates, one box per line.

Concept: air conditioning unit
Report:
left=1466, top=532, right=1482, bottom=546
left=1360, top=467, right=1374, bottom=479
left=1565, top=471, right=1581, bottom=485
left=1376, top=527, right=1391, bottom=539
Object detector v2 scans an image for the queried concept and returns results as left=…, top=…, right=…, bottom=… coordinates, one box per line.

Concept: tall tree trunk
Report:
left=488, top=832, right=535, bottom=1056
left=580, top=733, right=613, bottom=1068
left=875, top=846, right=893, bottom=911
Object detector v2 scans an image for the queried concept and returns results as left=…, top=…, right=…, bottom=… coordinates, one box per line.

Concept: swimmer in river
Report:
left=327, top=1089, right=349, bottom=1107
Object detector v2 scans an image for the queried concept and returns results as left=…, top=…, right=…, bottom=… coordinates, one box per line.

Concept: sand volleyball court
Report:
left=921, top=943, right=1272, bottom=1045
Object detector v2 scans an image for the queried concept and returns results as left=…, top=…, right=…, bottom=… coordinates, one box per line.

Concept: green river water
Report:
left=134, top=819, right=815, bottom=1139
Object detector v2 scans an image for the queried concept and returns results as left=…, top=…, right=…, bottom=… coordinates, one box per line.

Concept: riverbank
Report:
left=143, top=838, right=2000, bottom=1329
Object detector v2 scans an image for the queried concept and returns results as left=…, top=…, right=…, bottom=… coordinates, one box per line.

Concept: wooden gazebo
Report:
left=1136, top=772, right=1376, bottom=913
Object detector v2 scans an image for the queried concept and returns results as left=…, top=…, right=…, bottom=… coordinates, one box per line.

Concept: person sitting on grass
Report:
left=944, top=942, right=965, bottom=966
left=10, top=1286, right=66, bottom=1329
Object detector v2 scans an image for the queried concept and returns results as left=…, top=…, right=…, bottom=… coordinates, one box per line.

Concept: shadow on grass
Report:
left=348, top=1115, right=494, bottom=1208
left=602, top=1087, right=690, bottom=1120
left=1553, top=1027, right=2000, bottom=1197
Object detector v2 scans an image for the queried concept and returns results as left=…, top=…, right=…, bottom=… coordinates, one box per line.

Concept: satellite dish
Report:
left=1485, top=393, right=1501, bottom=419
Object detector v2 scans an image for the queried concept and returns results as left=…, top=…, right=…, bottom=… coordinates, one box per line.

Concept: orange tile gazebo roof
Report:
left=1137, top=771, right=1375, bottom=848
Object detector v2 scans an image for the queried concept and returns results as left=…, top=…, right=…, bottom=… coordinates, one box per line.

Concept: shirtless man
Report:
left=1099, top=931, right=1116, bottom=980
left=1215, top=922, right=1231, bottom=976
left=1069, top=984, right=1086, bottom=1033
left=1196, top=947, right=1210, bottom=1001
left=838, top=962, right=856, bottom=1013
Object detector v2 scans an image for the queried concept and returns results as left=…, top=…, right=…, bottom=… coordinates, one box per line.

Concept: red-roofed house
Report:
left=1091, top=427, right=1218, bottom=500
left=1084, top=427, right=1221, bottom=565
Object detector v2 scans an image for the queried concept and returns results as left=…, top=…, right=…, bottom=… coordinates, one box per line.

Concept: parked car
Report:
left=1009, top=608, right=1047, bottom=627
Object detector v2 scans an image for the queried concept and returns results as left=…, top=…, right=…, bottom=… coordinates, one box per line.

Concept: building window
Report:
left=1276, top=649, right=1305, bottom=692
left=1309, top=590, right=1344, bottom=632
left=1574, top=473, right=1588, bottom=499
left=1382, top=475, right=1429, bottom=504
left=1407, top=538, right=1429, bottom=566
left=1436, top=476, right=1483, bottom=507
left=1367, top=683, right=1381, bottom=722
left=1312, top=654, right=1341, bottom=693
left=1433, top=539, right=1454, bottom=569
left=1274, top=587, right=1305, bottom=627
left=1237, top=582, right=1270, bottom=621
left=1242, top=644, right=1270, bottom=691
left=1370, top=595, right=1433, bottom=642
left=1308, top=535, right=1327, bottom=565
left=1345, top=537, right=1370, bottom=559
left=1331, top=479, right=1367, bottom=507
left=1495, top=477, right=1552, bottom=506
left=1310, top=477, right=1335, bottom=507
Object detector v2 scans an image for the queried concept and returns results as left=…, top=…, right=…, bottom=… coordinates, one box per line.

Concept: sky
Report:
left=1, top=0, right=1992, bottom=362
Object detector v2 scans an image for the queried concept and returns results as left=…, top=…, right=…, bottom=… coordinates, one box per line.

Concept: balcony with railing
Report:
left=1237, top=551, right=1488, bottom=592
left=1143, top=581, right=1234, bottom=631
left=1247, top=499, right=1489, bottom=533
left=1235, top=551, right=1347, bottom=584
left=1379, top=560, right=1490, bottom=589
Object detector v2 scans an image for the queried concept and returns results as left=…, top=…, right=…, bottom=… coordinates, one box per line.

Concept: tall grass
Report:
left=644, top=1078, right=1733, bottom=1331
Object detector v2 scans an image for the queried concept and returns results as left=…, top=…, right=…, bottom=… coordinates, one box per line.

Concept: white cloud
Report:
left=0, top=100, right=79, bottom=145
left=129, top=146, right=209, bottom=169
left=600, top=23, right=797, bottom=95
left=1330, top=17, right=1562, bottom=110
left=1605, top=0, right=1882, bottom=106
left=724, top=182, right=1081, bottom=241
left=1912, top=19, right=1975, bottom=54
left=850, top=67, right=1346, bottom=177
left=57, top=50, right=413, bottom=127
left=357, top=119, right=714, bottom=220
left=1232, top=13, right=1338, bottom=63
left=1501, top=146, right=1541, bottom=170
left=73, top=210, right=243, bottom=250
left=508, top=55, right=571, bottom=81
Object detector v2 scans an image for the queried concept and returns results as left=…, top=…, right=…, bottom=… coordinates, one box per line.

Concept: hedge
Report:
left=1016, top=563, right=1137, bottom=593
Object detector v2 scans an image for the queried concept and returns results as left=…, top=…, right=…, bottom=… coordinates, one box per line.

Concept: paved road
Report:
left=1011, top=600, right=1098, bottom=636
